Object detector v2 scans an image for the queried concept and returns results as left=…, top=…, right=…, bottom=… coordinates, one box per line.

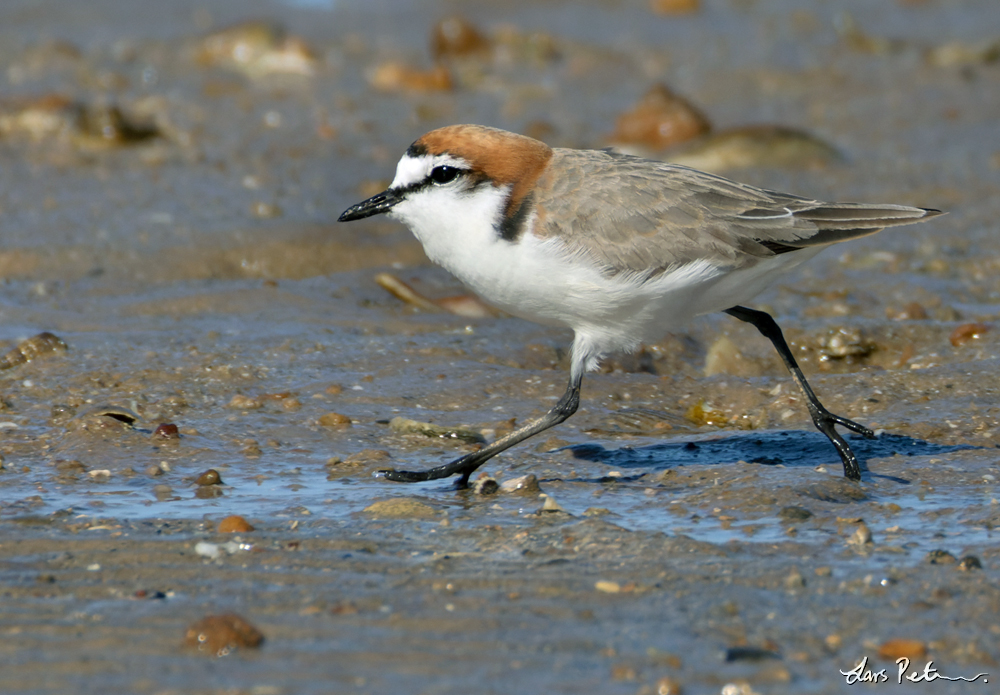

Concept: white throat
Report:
left=390, top=181, right=513, bottom=281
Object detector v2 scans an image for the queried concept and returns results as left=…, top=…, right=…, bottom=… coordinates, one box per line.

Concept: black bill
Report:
left=338, top=188, right=403, bottom=222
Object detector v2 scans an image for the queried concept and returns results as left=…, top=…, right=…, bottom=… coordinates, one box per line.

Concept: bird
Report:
left=339, top=124, right=942, bottom=487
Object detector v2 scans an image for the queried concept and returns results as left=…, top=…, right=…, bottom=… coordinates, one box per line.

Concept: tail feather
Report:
left=800, top=204, right=942, bottom=229
left=779, top=205, right=943, bottom=247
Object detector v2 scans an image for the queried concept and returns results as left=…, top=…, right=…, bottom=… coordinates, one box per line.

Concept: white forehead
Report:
left=390, top=153, right=468, bottom=189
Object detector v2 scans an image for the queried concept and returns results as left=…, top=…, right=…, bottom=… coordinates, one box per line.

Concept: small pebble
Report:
left=778, top=506, right=813, bottom=521
left=152, top=423, right=180, bottom=439
left=926, top=549, right=957, bottom=564
left=184, top=613, right=264, bottom=657
left=784, top=567, right=806, bottom=590
left=877, top=638, right=926, bottom=661
left=610, top=663, right=638, bottom=681
left=239, top=439, right=263, bottom=457
left=431, top=15, right=491, bottom=58
left=848, top=522, right=873, bottom=546
left=610, top=83, right=710, bottom=151
left=887, top=301, right=928, bottom=321
left=668, top=125, right=842, bottom=173
left=684, top=401, right=727, bottom=427
left=724, top=646, right=781, bottom=662
left=654, top=676, right=683, bottom=695
left=958, top=555, right=982, bottom=571
left=0, top=331, right=68, bottom=370
left=55, top=459, right=86, bottom=475
left=472, top=476, right=499, bottom=495
left=195, top=541, right=221, bottom=559
left=928, top=38, right=1000, bottom=68
left=227, top=394, right=263, bottom=410
left=251, top=201, right=281, bottom=218
left=195, top=540, right=240, bottom=559
left=950, top=322, right=989, bottom=347
left=318, top=412, right=352, bottom=427
left=370, top=62, right=452, bottom=92
left=50, top=404, right=76, bottom=420
left=389, top=416, right=483, bottom=443
left=218, top=515, right=254, bottom=533
left=134, top=589, right=166, bottom=600
left=650, top=0, right=699, bottom=13
left=153, top=484, right=175, bottom=500
left=196, top=469, right=223, bottom=486
left=197, top=20, right=314, bottom=77
left=499, top=474, right=541, bottom=495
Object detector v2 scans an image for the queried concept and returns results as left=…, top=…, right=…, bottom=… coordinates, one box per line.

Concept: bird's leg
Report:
left=724, top=305, right=873, bottom=481
left=380, top=373, right=583, bottom=488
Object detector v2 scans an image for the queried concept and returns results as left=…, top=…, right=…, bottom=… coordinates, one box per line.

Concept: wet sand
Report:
left=1, top=1, right=999, bottom=693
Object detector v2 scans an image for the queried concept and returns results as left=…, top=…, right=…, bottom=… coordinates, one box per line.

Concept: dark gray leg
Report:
left=381, top=373, right=583, bottom=487
left=725, top=305, right=873, bottom=481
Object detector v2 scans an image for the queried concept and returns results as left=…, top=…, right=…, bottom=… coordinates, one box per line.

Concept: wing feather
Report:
left=531, top=149, right=941, bottom=277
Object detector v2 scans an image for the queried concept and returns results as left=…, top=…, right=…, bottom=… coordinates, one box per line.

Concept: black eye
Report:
left=430, top=166, right=461, bottom=185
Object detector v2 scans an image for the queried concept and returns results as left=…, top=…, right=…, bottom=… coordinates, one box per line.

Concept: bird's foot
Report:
left=822, top=411, right=875, bottom=439
left=810, top=408, right=872, bottom=481
left=377, top=452, right=483, bottom=487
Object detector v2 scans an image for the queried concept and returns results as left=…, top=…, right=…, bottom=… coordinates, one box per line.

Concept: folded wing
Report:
left=533, top=149, right=942, bottom=276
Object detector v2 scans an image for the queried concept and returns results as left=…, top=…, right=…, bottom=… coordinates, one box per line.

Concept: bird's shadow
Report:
left=562, top=430, right=975, bottom=483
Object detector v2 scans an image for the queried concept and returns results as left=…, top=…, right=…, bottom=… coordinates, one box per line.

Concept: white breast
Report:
left=391, top=188, right=821, bottom=378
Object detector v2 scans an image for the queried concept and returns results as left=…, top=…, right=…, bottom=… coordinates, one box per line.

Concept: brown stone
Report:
left=318, top=412, right=352, bottom=427
left=218, top=515, right=254, bottom=533
left=877, top=638, right=926, bottom=661
left=196, top=469, right=223, bottom=486
left=184, top=613, right=264, bottom=657
left=610, top=83, right=710, bottom=150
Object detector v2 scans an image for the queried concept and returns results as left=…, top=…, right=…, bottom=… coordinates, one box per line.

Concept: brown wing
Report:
left=531, top=148, right=941, bottom=276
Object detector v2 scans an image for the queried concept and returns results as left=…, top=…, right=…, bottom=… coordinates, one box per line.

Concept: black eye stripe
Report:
left=388, top=164, right=476, bottom=200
